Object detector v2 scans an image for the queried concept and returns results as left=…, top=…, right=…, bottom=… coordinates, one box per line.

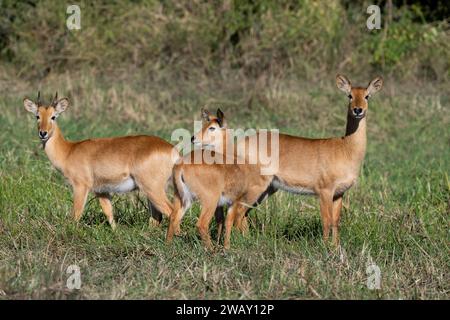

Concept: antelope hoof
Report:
left=149, top=217, right=162, bottom=228
left=175, top=227, right=185, bottom=237
left=332, top=237, right=340, bottom=248
left=203, top=240, right=214, bottom=252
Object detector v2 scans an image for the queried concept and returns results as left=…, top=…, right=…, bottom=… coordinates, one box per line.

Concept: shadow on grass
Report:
left=281, top=219, right=323, bottom=241
left=249, top=213, right=323, bottom=242
left=80, top=195, right=151, bottom=228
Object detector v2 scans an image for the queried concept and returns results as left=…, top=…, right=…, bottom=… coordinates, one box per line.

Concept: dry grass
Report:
left=0, top=72, right=448, bottom=299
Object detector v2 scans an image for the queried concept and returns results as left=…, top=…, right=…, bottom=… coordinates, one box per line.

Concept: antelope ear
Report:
left=367, top=76, right=383, bottom=95
left=336, top=74, right=352, bottom=95
left=54, top=98, right=69, bottom=115
left=201, top=108, right=211, bottom=122
left=24, top=98, right=38, bottom=115
left=216, top=108, right=226, bottom=128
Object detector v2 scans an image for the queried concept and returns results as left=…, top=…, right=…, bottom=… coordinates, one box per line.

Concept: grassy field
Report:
left=0, top=73, right=448, bottom=299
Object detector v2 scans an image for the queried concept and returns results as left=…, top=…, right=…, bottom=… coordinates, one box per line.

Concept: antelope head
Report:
left=24, top=92, right=69, bottom=142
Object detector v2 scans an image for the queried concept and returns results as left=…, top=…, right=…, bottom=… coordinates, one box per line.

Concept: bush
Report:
left=0, top=0, right=448, bottom=82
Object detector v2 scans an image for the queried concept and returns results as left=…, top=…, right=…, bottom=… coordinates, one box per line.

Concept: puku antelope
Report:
left=234, top=75, right=383, bottom=246
left=23, top=92, right=178, bottom=229
left=166, top=109, right=273, bottom=250
left=190, top=108, right=277, bottom=237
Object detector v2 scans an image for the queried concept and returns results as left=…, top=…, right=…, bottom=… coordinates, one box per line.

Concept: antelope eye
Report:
left=36, top=115, right=40, bottom=120
left=348, top=95, right=352, bottom=99
left=209, top=126, right=216, bottom=132
left=365, top=95, right=369, bottom=100
left=51, top=115, right=56, bottom=120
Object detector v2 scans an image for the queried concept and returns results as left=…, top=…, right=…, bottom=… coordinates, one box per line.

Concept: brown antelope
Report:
left=191, top=108, right=277, bottom=239
left=166, top=109, right=273, bottom=250
left=233, top=75, right=383, bottom=246
left=23, top=92, right=178, bottom=229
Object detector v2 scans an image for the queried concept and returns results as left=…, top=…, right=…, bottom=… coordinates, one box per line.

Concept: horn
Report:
left=52, top=92, right=58, bottom=106
left=37, top=91, right=41, bottom=106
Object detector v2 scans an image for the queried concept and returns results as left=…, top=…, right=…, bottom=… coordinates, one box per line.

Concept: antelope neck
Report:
left=43, top=124, right=73, bottom=172
left=343, top=111, right=367, bottom=162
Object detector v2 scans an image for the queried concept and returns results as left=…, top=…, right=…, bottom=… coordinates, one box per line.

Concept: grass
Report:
left=2, top=1, right=449, bottom=81
left=0, top=73, right=448, bottom=299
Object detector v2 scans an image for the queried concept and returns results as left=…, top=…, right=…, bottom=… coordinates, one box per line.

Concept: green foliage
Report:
left=364, top=6, right=450, bottom=79
left=0, top=1, right=448, bottom=81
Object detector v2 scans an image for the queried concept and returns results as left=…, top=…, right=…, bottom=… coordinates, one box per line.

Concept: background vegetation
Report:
left=0, top=0, right=448, bottom=299
left=1, top=0, right=449, bottom=81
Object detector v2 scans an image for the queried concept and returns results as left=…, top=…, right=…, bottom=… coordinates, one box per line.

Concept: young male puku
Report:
left=190, top=108, right=232, bottom=241
left=233, top=75, right=383, bottom=246
left=23, top=92, right=177, bottom=229
left=190, top=108, right=277, bottom=240
left=166, top=109, right=272, bottom=250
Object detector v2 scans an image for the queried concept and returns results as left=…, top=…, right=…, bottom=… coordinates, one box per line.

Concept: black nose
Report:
left=353, top=108, right=363, bottom=116
left=191, top=136, right=195, bottom=143
left=39, top=131, right=48, bottom=138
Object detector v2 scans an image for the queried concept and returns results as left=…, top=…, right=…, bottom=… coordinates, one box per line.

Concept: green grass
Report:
left=0, top=74, right=448, bottom=299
